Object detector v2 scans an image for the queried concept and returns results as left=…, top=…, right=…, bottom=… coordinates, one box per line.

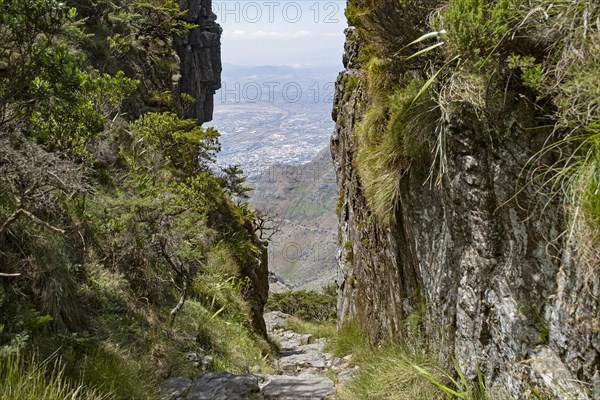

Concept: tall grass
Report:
left=328, top=322, right=508, bottom=400
left=0, top=352, right=113, bottom=400
left=355, top=78, right=437, bottom=223
left=81, top=345, right=156, bottom=400
left=177, top=300, right=272, bottom=374
left=515, top=1, right=600, bottom=271
left=326, top=321, right=367, bottom=358
left=337, top=344, right=447, bottom=400
left=328, top=322, right=447, bottom=400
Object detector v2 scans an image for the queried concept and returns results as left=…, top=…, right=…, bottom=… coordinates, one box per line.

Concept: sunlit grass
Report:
left=0, top=352, right=113, bottom=400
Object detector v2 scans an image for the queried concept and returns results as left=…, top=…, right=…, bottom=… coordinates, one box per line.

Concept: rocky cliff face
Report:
left=332, top=24, right=599, bottom=400
left=175, top=0, right=222, bottom=123
left=174, top=0, right=268, bottom=336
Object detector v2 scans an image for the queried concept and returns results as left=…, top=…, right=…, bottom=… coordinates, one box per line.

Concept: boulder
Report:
left=187, top=372, right=260, bottom=400
left=261, top=375, right=335, bottom=400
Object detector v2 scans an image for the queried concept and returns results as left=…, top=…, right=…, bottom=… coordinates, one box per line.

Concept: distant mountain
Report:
left=206, top=64, right=340, bottom=289
left=249, top=147, right=338, bottom=290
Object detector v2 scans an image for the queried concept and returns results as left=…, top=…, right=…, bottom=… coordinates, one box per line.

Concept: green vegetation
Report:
left=344, top=240, right=354, bottom=262
left=346, top=0, right=600, bottom=259
left=0, top=0, right=270, bottom=398
left=342, top=74, right=360, bottom=102
left=283, top=317, right=336, bottom=340
left=442, top=0, right=513, bottom=65
left=328, top=321, right=446, bottom=400
left=344, top=0, right=442, bottom=224
left=440, top=0, right=600, bottom=268
left=0, top=352, right=110, bottom=400
left=336, top=191, right=346, bottom=217
left=355, top=78, right=436, bottom=223
left=340, top=2, right=599, bottom=396
left=265, top=286, right=337, bottom=322
left=327, top=321, right=366, bottom=358
left=178, top=300, right=272, bottom=373
left=328, top=322, right=505, bottom=400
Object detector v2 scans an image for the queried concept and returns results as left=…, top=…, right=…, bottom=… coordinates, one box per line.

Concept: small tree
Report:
left=219, top=165, right=253, bottom=199
left=252, top=209, right=281, bottom=242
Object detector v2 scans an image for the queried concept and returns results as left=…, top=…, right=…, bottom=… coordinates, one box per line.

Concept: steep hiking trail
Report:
left=159, top=312, right=355, bottom=399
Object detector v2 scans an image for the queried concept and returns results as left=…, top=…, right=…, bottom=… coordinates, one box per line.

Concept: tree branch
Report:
left=0, top=272, right=21, bottom=277
left=0, top=208, right=65, bottom=236
left=0, top=209, right=23, bottom=236
left=253, top=210, right=282, bottom=241
left=169, top=279, right=188, bottom=327
left=155, top=236, right=191, bottom=327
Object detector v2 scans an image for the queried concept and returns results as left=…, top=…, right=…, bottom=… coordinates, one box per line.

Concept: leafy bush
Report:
left=266, top=289, right=337, bottom=322
left=442, top=0, right=514, bottom=65
left=0, top=0, right=272, bottom=398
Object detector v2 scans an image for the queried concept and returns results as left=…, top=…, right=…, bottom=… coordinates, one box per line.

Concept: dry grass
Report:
left=516, top=1, right=600, bottom=272
left=355, top=78, right=437, bottom=223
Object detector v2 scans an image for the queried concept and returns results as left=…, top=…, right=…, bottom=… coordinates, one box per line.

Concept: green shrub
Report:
left=507, top=54, right=543, bottom=91
left=265, top=289, right=336, bottom=322
left=0, top=0, right=272, bottom=398
left=442, top=0, right=515, bottom=65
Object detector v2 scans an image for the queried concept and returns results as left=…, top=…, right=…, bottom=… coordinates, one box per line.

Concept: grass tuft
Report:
left=179, top=300, right=272, bottom=374
left=283, top=317, right=336, bottom=339
left=0, top=352, right=113, bottom=400
left=355, top=79, right=437, bottom=223
left=326, top=321, right=366, bottom=358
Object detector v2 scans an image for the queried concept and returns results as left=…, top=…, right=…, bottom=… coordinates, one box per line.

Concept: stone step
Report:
left=161, top=373, right=336, bottom=400
left=261, top=375, right=335, bottom=400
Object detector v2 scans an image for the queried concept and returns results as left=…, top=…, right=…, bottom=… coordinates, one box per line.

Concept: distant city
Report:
left=207, top=64, right=341, bottom=178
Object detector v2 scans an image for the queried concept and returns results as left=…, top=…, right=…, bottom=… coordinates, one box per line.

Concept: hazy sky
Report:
left=213, top=0, right=347, bottom=67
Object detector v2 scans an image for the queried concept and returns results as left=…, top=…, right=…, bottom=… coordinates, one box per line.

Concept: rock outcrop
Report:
left=175, top=0, right=222, bottom=123
left=332, top=19, right=599, bottom=400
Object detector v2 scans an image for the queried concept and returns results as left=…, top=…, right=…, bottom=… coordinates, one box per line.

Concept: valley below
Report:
left=207, top=64, right=340, bottom=289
